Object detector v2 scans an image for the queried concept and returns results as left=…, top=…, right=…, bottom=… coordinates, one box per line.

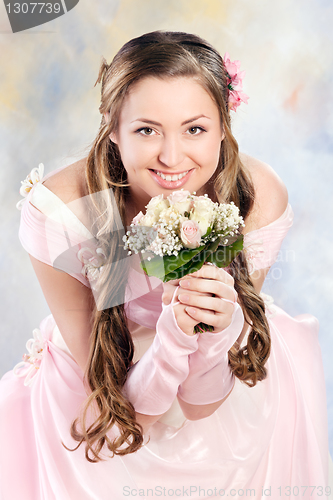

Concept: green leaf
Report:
left=163, top=238, right=221, bottom=282
left=163, top=245, right=206, bottom=275
left=140, top=234, right=243, bottom=282
left=140, top=255, right=165, bottom=279
left=139, top=254, right=161, bottom=277
left=163, top=251, right=206, bottom=282
left=203, top=237, right=221, bottom=255
left=140, top=244, right=205, bottom=280
left=205, top=235, right=243, bottom=267
left=201, top=226, right=212, bottom=239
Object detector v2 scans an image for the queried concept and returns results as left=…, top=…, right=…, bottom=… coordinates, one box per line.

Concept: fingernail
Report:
left=186, top=307, right=196, bottom=316
left=178, top=294, right=189, bottom=302
left=180, top=280, right=190, bottom=288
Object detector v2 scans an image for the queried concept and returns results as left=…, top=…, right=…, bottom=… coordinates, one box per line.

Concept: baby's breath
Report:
left=122, top=192, right=244, bottom=257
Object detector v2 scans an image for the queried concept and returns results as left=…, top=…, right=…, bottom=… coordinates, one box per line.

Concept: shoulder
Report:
left=239, top=152, right=289, bottom=233
left=42, top=157, right=88, bottom=203
left=38, top=157, right=92, bottom=229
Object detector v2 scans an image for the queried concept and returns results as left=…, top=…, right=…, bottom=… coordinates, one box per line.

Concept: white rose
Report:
left=167, top=190, right=192, bottom=214
left=132, top=211, right=144, bottom=225
left=193, top=196, right=215, bottom=214
left=190, top=197, right=216, bottom=236
left=146, top=194, right=169, bottom=217
left=159, top=206, right=178, bottom=225
left=140, top=212, right=159, bottom=227
left=189, top=212, right=211, bottom=237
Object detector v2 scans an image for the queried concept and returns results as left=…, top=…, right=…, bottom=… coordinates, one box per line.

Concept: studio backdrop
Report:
left=1, top=0, right=332, bottom=454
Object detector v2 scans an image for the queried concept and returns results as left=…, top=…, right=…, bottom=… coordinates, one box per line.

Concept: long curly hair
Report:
left=64, top=30, right=271, bottom=462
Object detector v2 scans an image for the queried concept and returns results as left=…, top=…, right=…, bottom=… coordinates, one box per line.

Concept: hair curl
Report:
left=63, top=30, right=270, bottom=462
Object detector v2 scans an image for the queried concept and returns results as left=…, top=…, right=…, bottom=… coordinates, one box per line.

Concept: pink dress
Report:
left=0, top=165, right=331, bottom=500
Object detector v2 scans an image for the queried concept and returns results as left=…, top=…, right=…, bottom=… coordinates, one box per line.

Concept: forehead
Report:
left=119, top=76, right=220, bottom=122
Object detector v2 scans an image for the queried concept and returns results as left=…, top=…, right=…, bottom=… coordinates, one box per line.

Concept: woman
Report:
left=0, top=30, right=331, bottom=499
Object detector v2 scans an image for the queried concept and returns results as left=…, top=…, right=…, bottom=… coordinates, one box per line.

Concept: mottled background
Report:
left=1, top=0, right=332, bottom=455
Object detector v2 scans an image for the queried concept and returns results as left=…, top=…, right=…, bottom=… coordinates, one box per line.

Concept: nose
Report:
left=158, top=135, right=185, bottom=169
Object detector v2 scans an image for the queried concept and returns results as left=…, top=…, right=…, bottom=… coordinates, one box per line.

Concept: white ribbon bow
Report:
left=77, top=246, right=106, bottom=289
left=243, top=238, right=265, bottom=274
left=13, top=328, right=46, bottom=387
left=16, top=163, right=45, bottom=211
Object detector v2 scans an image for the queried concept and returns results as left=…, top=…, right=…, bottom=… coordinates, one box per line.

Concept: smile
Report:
left=149, top=169, right=195, bottom=189
left=154, top=170, right=189, bottom=181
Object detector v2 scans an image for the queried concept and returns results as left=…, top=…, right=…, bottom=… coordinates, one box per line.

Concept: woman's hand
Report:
left=162, top=264, right=236, bottom=336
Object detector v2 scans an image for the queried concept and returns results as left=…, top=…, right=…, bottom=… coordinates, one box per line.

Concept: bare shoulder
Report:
left=239, top=152, right=289, bottom=233
left=38, top=157, right=93, bottom=228
left=42, top=157, right=88, bottom=203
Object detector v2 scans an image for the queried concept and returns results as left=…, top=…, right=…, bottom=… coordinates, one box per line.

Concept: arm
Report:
left=26, top=195, right=198, bottom=436
left=176, top=267, right=266, bottom=421
left=28, top=255, right=95, bottom=374
left=123, top=289, right=199, bottom=420
left=25, top=168, right=199, bottom=434
left=173, top=267, right=243, bottom=420
left=29, top=255, right=177, bottom=434
left=165, top=157, right=289, bottom=420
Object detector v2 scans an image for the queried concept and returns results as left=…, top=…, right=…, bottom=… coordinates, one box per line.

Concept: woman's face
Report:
left=109, top=76, right=224, bottom=212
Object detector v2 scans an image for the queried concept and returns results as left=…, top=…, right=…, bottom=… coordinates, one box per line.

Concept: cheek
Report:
left=194, top=137, right=221, bottom=169
left=123, top=139, right=158, bottom=171
left=117, top=137, right=137, bottom=167
left=209, top=134, right=223, bottom=162
left=120, top=143, right=151, bottom=177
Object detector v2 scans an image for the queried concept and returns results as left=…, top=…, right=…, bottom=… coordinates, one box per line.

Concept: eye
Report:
left=187, top=126, right=206, bottom=135
left=136, top=127, right=156, bottom=136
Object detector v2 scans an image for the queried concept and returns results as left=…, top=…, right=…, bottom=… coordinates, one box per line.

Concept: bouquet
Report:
left=123, top=190, right=244, bottom=332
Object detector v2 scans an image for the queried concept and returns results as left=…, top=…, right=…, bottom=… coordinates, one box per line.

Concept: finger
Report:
left=165, top=278, right=181, bottom=286
left=179, top=277, right=236, bottom=303
left=172, top=303, right=200, bottom=335
left=162, top=293, right=171, bottom=305
left=162, top=283, right=212, bottom=305
left=188, top=264, right=234, bottom=287
left=161, top=279, right=180, bottom=305
left=184, top=306, right=233, bottom=331
left=178, top=293, right=235, bottom=315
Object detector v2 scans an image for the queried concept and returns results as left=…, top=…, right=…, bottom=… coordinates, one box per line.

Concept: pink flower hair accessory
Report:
left=223, top=52, right=249, bottom=112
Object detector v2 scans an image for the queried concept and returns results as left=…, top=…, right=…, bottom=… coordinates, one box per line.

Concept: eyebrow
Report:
left=131, top=114, right=211, bottom=126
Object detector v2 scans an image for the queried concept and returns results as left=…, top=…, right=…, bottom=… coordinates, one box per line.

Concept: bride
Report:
left=1, top=30, right=331, bottom=499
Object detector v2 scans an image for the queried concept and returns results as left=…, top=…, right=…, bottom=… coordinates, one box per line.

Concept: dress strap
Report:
left=30, top=182, right=93, bottom=240
left=243, top=204, right=294, bottom=273
left=19, top=184, right=101, bottom=288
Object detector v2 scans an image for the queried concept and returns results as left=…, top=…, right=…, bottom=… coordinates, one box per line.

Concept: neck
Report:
left=125, top=197, right=147, bottom=227
left=125, top=188, right=151, bottom=225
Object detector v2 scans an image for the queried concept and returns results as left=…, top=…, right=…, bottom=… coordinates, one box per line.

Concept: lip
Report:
left=149, top=169, right=195, bottom=189
left=151, top=169, right=191, bottom=176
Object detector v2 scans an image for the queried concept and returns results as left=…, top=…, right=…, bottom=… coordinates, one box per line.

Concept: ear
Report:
left=109, top=131, right=118, bottom=144
left=104, top=113, right=118, bottom=144
left=221, top=126, right=226, bottom=142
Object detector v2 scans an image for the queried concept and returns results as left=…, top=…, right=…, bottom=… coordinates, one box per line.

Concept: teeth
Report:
left=155, top=170, right=189, bottom=181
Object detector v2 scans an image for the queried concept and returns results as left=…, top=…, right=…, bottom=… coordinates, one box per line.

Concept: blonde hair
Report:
left=64, top=30, right=270, bottom=462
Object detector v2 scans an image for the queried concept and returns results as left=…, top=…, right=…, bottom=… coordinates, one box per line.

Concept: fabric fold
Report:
left=1, top=168, right=330, bottom=499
